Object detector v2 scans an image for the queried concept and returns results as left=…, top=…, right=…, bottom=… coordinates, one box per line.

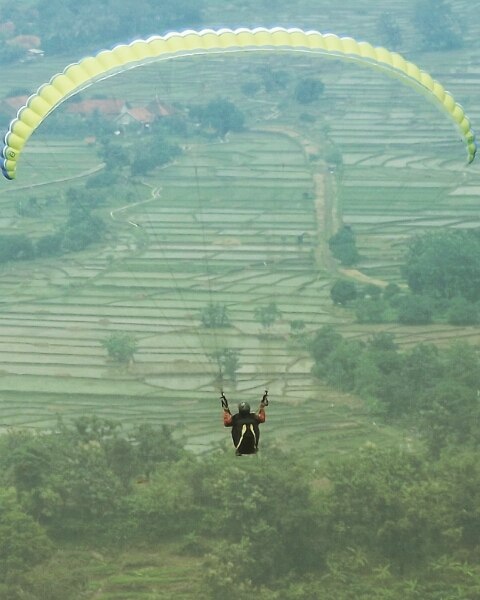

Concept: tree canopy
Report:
left=412, top=0, right=463, bottom=50
left=328, top=225, right=359, bottom=266
left=403, top=230, right=480, bottom=302
left=190, top=98, right=245, bottom=139
left=0, top=414, right=480, bottom=598
left=3, top=0, right=204, bottom=55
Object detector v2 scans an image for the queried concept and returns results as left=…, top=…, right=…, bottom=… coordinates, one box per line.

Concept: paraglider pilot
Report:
left=221, top=391, right=268, bottom=455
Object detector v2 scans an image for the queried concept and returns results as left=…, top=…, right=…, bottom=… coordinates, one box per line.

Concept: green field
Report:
left=0, top=0, right=478, bottom=459
left=0, top=129, right=374, bottom=453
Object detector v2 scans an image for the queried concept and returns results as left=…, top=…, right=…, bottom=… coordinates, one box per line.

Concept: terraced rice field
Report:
left=0, top=0, right=478, bottom=455
left=0, top=130, right=396, bottom=454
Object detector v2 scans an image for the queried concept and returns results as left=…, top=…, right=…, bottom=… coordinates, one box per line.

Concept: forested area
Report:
left=330, top=229, right=480, bottom=326
left=0, top=0, right=465, bottom=60
left=0, top=0, right=203, bottom=56
left=1, top=415, right=480, bottom=599
left=3, top=187, right=108, bottom=263
left=311, top=328, right=480, bottom=450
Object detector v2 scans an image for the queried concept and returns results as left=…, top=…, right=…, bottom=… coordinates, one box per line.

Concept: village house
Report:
left=1, top=95, right=173, bottom=128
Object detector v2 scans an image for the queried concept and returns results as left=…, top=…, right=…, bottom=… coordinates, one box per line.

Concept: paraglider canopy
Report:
left=1, top=26, right=476, bottom=180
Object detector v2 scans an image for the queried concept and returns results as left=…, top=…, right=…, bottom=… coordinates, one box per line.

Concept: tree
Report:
left=330, top=279, right=357, bottom=305
left=85, top=170, right=119, bottom=189
left=440, top=452, right=480, bottom=549
left=387, top=342, right=441, bottom=415
left=61, top=214, right=106, bottom=252
left=363, top=283, right=382, bottom=298
left=353, top=352, right=384, bottom=400
left=322, top=339, right=363, bottom=391
left=328, top=226, right=359, bottom=266
left=311, top=327, right=364, bottom=391
left=128, top=461, right=196, bottom=541
left=442, top=341, right=480, bottom=391
left=0, top=35, right=24, bottom=64
left=355, top=297, right=388, bottom=323
left=323, top=447, right=458, bottom=573
left=196, top=453, right=320, bottom=588
left=376, top=12, right=403, bottom=48
left=0, top=234, right=35, bottom=263
left=419, top=381, right=478, bottom=456
left=413, top=0, right=462, bottom=50
left=403, top=231, right=480, bottom=302
left=397, top=294, right=433, bottom=325
left=254, top=302, right=281, bottom=331
left=130, top=133, right=181, bottom=176
left=60, top=194, right=107, bottom=252
left=98, top=140, right=130, bottom=172
left=290, top=319, right=306, bottom=334
left=294, top=77, right=325, bottom=104
left=310, top=325, right=343, bottom=366
left=0, top=488, right=53, bottom=583
left=0, top=417, right=187, bottom=540
left=324, top=144, right=343, bottom=171
left=201, top=303, right=231, bottom=328
left=102, top=332, right=137, bottom=363
left=35, top=0, right=204, bottom=54
left=131, top=423, right=184, bottom=478
left=191, top=98, right=245, bottom=139
left=259, top=66, right=290, bottom=92
left=16, top=196, right=42, bottom=217
left=447, top=297, right=479, bottom=326
left=241, top=80, right=261, bottom=96
left=208, top=348, right=240, bottom=383
left=35, top=233, right=63, bottom=257
left=384, top=282, right=401, bottom=301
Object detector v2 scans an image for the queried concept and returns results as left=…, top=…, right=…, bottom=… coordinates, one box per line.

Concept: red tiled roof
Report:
left=119, top=106, right=155, bottom=123
left=147, top=99, right=174, bottom=117
left=10, top=34, right=41, bottom=49
left=2, top=94, right=173, bottom=124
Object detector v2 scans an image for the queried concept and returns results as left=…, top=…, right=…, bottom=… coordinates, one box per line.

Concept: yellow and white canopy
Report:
left=1, top=27, right=476, bottom=179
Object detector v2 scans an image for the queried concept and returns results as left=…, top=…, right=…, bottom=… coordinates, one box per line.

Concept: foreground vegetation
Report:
left=330, top=229, right=480, bottom=326
left=1, top=409, right=480, bottom=599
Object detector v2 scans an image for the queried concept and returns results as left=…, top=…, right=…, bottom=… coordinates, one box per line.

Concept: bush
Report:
left=0, top=234, right=35, bottom=262
left=447, top=297, right=479, bottom=326
left=35, top=233, right=63, bottom=257
left=201, top=303, right=231, bottom=328
left=328, top=226, right=359, bottom=266
left=102, top=332, right=137, bottom=363
left=397, top=294, right=433, bottom=325
left=330, top=279, right=357, bottom=305
left=294, top=77, right=325, bottom=104
left=0, top=488, right=53, bottom=582
left=85, top=171, right=119, bottom=189
left=384, top=282, right=401, bottom=301
left=403, top=230, right=480, bottom=302
left=355, top=297, right=388, bottom=323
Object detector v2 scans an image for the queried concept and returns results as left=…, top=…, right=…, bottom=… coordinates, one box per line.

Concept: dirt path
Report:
left=109, top=184, right=162, bottom=227
left=337, top=268, right=390, bottom=288
left=254, top=125, right=393, bottom=288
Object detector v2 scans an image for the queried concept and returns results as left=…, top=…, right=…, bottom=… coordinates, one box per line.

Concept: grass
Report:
left=37, top=545, right=206, bottom=600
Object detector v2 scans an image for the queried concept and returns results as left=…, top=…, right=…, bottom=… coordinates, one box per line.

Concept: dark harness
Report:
left=231, top=413, right=260, bottom=454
